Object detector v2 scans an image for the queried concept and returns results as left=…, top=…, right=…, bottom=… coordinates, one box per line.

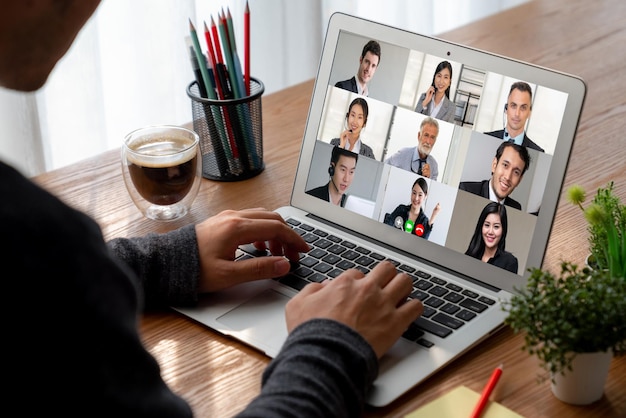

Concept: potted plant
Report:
left=502, top=182, right=626, bottom=405
left=567, top=181, right=626, bottom=278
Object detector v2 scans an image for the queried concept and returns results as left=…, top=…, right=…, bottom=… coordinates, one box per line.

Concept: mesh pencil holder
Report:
left=187, top=77, right=265, bottom=181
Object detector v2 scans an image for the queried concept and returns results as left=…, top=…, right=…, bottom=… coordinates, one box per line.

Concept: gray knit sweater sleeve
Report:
left=236, top=318, right=379, bottom=418
left=107, top=224, right=200, bottom=308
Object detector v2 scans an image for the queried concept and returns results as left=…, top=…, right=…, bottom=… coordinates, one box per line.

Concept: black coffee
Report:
left=127, top=137, right=198, bottom=206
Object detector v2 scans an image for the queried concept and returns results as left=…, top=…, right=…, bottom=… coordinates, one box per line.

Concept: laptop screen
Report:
left=291, top=13, right=585, bottom=294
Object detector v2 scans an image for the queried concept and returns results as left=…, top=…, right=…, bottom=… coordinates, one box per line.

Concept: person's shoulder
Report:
left=484, top=130, right=503, bottom=138
left=522, top=135, right=545, bottom=153
left=335, top=77, right=355, bottom=89
left=504, top=196, right=522, bottom=210
left=3, top=161, right=94, bottom=230
left=459, top=180, right=481, bottom=191
left=307, top=184, right=325, bottom=193
left=503, top=250, right=518, bottom=260
left=307, top=184, right=328, bottom=198
left=361, top=143, right=375, bottom=158
left=395, top=146, right=414, bottom=155
left=500, top=250, right=519, bottom=272
left=397, top=203, right=410, bottom=211
left=441, top=97, right=456, bottom=122
left=385, top=147, right=407, bottom=161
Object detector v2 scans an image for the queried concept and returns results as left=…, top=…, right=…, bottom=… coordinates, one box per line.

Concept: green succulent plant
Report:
left=566, top=181, right=626, bottom=279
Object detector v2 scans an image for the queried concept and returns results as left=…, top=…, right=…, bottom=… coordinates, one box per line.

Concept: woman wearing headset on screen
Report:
left=415, top=60, right=455, bottom=124
left=330, top=97, right=376, bottom=159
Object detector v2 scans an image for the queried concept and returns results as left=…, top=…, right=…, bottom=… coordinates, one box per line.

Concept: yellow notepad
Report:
left=405, top=385, right=523, bottom=418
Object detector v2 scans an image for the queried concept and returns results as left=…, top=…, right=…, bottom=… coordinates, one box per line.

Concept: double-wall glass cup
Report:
left=122, top=125, right=201, bottom=221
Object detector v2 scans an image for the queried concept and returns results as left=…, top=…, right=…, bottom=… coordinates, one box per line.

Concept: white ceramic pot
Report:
left=551, top=350, right=613, bottom=405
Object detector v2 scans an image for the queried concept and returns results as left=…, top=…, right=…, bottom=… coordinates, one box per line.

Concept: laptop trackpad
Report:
left=216, top=288, right=290, bottom=354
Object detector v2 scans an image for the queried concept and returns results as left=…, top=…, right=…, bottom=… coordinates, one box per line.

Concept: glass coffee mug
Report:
left=122, top=125, right=202, bottom=221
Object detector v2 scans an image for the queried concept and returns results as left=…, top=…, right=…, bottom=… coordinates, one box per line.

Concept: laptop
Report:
left=175, top=12, right=586, bottom=407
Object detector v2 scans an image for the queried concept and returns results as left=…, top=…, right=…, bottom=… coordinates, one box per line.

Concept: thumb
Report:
left=234, top=256, right=292, bottom=282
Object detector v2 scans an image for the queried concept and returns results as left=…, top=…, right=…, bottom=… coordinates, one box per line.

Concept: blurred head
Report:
left=356, top=40, right=381, bottom=86
left=0, top=0, right=102, bottom=92
left=417, top=117, right=439, bottom=158
left=490, top=142, right=530, bottom=201
left=431, top=61, right=453, bottom=99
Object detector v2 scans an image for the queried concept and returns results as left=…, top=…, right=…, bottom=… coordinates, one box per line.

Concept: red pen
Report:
left=470, top=364, right=503, bottom=418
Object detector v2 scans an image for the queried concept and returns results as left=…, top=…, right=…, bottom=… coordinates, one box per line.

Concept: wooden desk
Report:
left=34, top=0, right=625, bottom=416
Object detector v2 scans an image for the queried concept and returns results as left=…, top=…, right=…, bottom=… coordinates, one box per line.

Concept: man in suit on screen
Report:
left=484, top=81, right=545, bottom=153
left=459, top=141, right=531, bottom=211
left=335, top=40, right=381, bottom=97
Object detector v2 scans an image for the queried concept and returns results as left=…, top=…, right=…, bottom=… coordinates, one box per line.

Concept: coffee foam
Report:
left=126, top=135, right=197, bottom=168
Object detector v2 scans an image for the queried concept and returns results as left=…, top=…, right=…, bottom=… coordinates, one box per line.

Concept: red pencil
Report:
left=244, top=0, right=250, bottom=96
left=203, top=21, right=224, bottom=99
left=210, top=15, right=224, bottom=65
left=203, top=20, right=239, bottom=159
left=469, top=364, right=503, bottom=418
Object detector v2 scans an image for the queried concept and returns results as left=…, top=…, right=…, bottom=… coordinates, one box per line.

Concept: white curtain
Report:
left=0, top=0, right=527, bottom=177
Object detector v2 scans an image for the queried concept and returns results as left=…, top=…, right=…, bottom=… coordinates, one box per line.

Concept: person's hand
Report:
left=422, top=86, right=435, bottom=107
left=421, top=162, right=431, bottom=178
left=430, top=202, right=441, bottom=224
left=339, top=129, right=353, bottom=148
left=285, top=262, right=423, bottom=358
left=195, top=208, right=310, bottom=293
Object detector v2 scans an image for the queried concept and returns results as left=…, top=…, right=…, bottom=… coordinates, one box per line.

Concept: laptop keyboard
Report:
left=237, top=218, right=496, bottom=349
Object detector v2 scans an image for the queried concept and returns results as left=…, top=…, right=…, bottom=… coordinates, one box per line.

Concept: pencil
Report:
left=210, top=15, right=233, bottom=99
left=186, top=39, right=207, bottom=98
left=226, top=7, right=246, bottom=99
left=204, top=21, right=241, bottom=163
left=244, top=0, right=250, bottom=96
left=204, top=22, right=226, bottom=101
left=189, top=19, right=215, bottom=100
left=218, top=9, right=240, bottom=99
left=211, top=15, right=225, bottom=67
left=189, top=18, right=234, bottom=172
left=469, top=364, right=503, bottom=418
left=224, top=8, right=259, bottom=169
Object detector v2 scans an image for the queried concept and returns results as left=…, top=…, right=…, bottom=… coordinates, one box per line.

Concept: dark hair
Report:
left=509, top=81, right=533, bottom=109
left=431, top=61, right=453, bottom=99
left=495, top=141, right=531, bottom=175
left=330, top=145, right=359, bottom=166
left=361, top=40, right=381, bottom=65
left=465, top=202, right=509, bottom=259
left=412, top=177, right=428, bottom=196
left=346, top=97, right=369, bottom=126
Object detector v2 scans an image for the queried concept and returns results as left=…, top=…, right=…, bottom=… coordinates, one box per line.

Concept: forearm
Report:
left=237, top=319, right=378, bottom=418
left=107, top=224, right=200, bottom=308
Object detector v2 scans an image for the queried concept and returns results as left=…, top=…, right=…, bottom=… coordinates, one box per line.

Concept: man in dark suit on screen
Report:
left=459, top=141, right=531, bottom=211
left=485, top=81, right=545, bottom=153
left=335, top=40, right=381, bottom=97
